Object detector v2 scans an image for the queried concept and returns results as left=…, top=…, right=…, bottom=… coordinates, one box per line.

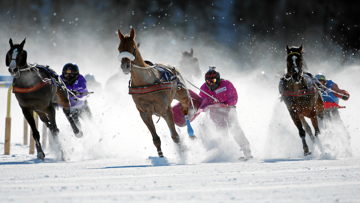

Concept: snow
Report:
left=1, top=154, right=360, bottom=202
left=1, top=36, right=360, bottom=202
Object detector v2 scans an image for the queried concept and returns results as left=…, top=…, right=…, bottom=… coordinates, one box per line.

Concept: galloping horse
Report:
left=5, top=39, right=81, bottom=160
left=117, top=28, right=195, bottom=157
left=178, top=48, right=201, bottom=79
left=279, top=45, right=324, bottom=156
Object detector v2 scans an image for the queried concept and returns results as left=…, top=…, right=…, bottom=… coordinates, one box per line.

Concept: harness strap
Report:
left=13, top=78, right=52, bottom=93
left=280, top=87, right=317, bottom=97
left=288, top=52, right=301, bottom=56
left=185, top=78, right=220, bottom=103
left=129, top=82, right=173, bottom=95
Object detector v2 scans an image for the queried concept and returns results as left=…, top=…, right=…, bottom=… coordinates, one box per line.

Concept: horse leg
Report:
left=21, top=107, right=45, bottom=160
left=56, top=86, right=82, bottom=137
left=300, top=117, right=315, bottom=142
left=309, top=108, right=320, bottom=138
left=290, top=113, right=311, bottom=156
left=37, top=108, right=67, bottom=160
left=175, top=88, right=195, bottom=139
left=36, top=110, right=59, bottom=140
left=139, top=111, right=163, bottom=157
left=162, top=108, right=181, bottom=144
left=316, top=92, right=325, bottom=120
left=162, top=108, right=188, bottom=155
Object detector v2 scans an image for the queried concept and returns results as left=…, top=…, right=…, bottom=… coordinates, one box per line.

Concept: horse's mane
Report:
left=154, top=62, right=175, bottom=70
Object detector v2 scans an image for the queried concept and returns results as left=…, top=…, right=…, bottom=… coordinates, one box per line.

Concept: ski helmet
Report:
left=205, top=66, right=221, bottom=91
left=315, top=73, right=327, bottom=85
left=62, top=63, right=79, bottom=85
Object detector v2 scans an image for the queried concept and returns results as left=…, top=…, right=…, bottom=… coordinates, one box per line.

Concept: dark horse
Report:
left=5, top=39, right=81, bottom=160
left=279, top=45, right=324, bottom=156
left=117, top=28, right=195, bottom=157
left=178, top=48, right=201, bottom=79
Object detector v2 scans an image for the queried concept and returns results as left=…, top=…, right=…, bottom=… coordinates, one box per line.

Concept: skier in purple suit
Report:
left=60, top=63, right=92, bottom=126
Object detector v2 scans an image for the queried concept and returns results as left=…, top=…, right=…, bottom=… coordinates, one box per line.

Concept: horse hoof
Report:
left=75, top=131, right=83, bottom=138
left=304, top=151, right=312, bottom=156
left=158, top=151, right=164, bottom=157
left=239, top=156, right=253, bottom=161
left=190, top=135, right=197, bottom=140
left=303, top=147, right=312, bottom=156
left=61, top=150, right=70, bottom=161
left=37, top=152, right=45, bottom=161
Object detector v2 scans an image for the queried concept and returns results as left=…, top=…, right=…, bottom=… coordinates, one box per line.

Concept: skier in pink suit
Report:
left=199, top=67, right=252, bottom=159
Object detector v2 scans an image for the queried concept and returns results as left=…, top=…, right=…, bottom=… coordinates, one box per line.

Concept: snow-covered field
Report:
left=1, top=37, right=360, bottom=202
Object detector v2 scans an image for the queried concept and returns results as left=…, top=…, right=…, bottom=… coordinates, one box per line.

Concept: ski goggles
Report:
left=206, top=78, right=217, bottom=84
left=64, top=73, right=76, bottom=78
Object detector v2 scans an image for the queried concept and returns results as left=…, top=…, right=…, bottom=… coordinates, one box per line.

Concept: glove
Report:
left=342, top=95, right=349, bottom=100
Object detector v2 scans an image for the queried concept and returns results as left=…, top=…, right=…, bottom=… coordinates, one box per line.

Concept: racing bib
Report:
left=215, top=87, right=226, bottom=94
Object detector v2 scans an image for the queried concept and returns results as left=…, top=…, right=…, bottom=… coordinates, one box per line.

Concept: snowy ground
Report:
left=1, top=61, right=360, bottom=202
left=1, top=154, right=360, bottom=203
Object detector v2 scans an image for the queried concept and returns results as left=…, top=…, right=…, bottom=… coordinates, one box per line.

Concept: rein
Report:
left=185, top=79, right=219, bottom=102
left=318, top=82, right=348, bottom=98
left=185, top=78, right=236, bottom=108
left=18, top=63, right=50, bottom=83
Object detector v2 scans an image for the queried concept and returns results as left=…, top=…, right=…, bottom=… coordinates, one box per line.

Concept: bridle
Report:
left=8, top=48, right=27, bottom=78
left=285, top=52, right=303, bottom=83
left=118, top=38, right=137, bottom=68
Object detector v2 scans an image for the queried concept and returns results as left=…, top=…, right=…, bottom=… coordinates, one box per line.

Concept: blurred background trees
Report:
left=1, top=0, right=359, bottom=72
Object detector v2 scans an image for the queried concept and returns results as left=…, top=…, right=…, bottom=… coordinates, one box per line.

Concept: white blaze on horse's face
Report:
left=118, top=51, right=135, bottom=62
left=292, top=55, right=297, bottom=68
left=9, top=48, right=18, bottom=69
left=291, top=55, right=299, bottom=73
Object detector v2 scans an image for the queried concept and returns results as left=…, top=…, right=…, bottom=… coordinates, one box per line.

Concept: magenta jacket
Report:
left=198, top=79, right=238, bottom=127
left=199, top=79, right=238, bottom=106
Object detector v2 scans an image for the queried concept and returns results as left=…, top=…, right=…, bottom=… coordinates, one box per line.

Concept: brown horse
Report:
left=178, top=48, right=201, bottom=79
left=117, top=28, right=195, bottom=157
left=5, top=38, right=81, bottom=160
left=279, top=45, right=324, bottom=156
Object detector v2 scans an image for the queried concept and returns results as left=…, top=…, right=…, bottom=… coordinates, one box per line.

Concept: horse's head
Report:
left=5, top=38, right=27, bottom=78
left=286, top=45, right=304, bottom=83
left=117, top=28, right=140, bottom=75
left=179, top=48, right=200, bottom=75
left=182, top=48, right=194, bottom=59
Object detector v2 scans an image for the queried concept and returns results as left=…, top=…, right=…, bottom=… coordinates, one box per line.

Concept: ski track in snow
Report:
left=1, top=61, right=360, bottom=201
